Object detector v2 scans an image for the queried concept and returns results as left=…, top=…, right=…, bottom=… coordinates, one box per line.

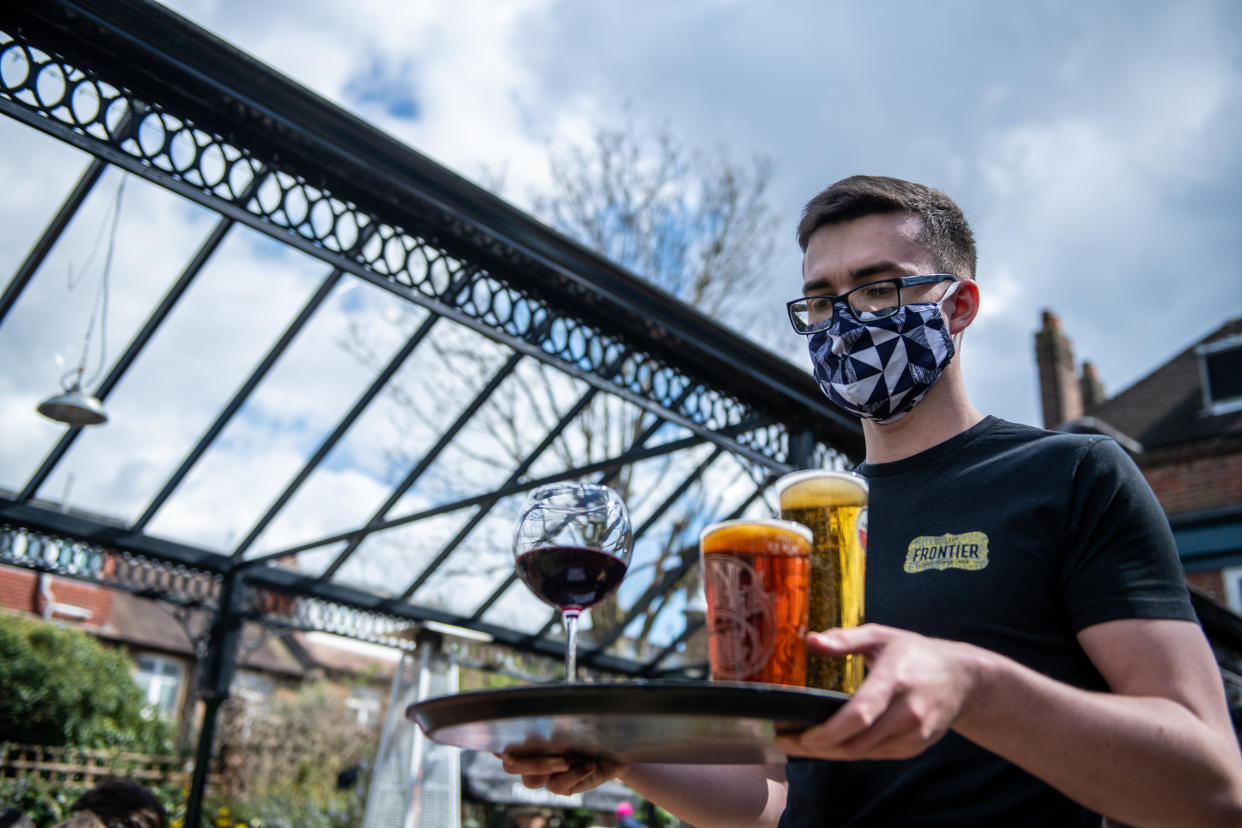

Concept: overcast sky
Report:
left=153, top=0, right=1242, bottom=427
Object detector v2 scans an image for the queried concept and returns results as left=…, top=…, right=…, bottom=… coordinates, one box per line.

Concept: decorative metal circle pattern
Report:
left=0, top=27, right=815, bottom=468
left=0, top=524, right=222, bottom=606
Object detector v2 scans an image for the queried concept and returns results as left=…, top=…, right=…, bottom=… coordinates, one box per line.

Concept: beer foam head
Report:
left=699, top=518, right=813, bottom=556
left=776, top=470, right=868, bottom=509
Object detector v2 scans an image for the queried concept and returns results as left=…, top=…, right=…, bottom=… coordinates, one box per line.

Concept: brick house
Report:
left=0, top=562, right=397, bottom=734
left=1034, top=312, right=1242, bottom=710
left=1034, top=312, right=1242, bottom=599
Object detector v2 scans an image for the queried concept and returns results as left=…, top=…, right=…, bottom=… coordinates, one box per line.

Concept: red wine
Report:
left=516, top=544, right=628, bottom=611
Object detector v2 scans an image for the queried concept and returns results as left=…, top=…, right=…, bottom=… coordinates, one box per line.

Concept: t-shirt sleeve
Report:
left=1059, top=437, right=1197, bottom=631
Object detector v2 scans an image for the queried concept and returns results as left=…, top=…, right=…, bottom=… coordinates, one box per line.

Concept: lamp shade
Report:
left=37, top=387, right=108, bottom=426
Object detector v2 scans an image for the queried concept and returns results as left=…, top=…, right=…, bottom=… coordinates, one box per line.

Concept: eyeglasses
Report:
left=786, top=274, right=958, bottom=334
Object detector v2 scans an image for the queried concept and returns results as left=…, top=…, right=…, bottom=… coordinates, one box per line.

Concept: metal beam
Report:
left=0, top=3, right=866, bottom=461
left=580, top=448, right=725, bottom=658
left=17, top=172, right=267, bottom=505
left=583, top=474, right=773, bottom=667
left=0, top=156, right=107, bottom=326
left=244, top=563, right=645, bottom=674
left=318, top=349, right=527, bottom=582
left=394, top=384, right=604, bottom=605
left=0, top=496, right=230, bottom=573
left=244, top=426, right=739, bottom=566
left=396, top=347, right=632, bottom=607
left=230, top=311, right=443, bottom=560
left=131, top=266, right=347, bottom=532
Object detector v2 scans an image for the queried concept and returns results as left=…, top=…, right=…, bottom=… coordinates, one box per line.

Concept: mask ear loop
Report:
left=937, top=280, right=965, bottom=351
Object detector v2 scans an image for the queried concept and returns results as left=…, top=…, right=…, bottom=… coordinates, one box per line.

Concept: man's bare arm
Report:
left=498, top=755, right=787, bottom=828
left=776, top=620, right=1242, bottom=827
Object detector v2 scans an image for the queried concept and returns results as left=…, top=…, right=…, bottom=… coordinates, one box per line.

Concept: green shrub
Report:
left=0, top=613, right=173, bottom=752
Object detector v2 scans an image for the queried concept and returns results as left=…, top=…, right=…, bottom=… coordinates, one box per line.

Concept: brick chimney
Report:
left=1079, top=360, right=1106, bottom=414
left=1035, top=310, right=1083, bottom=428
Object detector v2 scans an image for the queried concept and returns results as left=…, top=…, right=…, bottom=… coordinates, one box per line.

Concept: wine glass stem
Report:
left=563, top=609, right=580, bottom=683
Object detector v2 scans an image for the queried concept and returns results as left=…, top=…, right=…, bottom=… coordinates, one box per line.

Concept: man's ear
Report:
left=946, top=279, right=980, bottom=335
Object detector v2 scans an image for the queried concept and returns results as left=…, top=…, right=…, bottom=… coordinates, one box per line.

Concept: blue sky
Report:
left=153, top=0, right=1242, bottom=428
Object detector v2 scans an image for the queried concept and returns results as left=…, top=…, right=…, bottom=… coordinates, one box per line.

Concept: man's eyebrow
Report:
left=803, top=261, right=907, bottom=293
left=849, top=261, right=906, bottom=282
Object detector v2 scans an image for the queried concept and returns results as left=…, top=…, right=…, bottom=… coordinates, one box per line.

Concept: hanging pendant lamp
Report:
left=37, top=371, right=108, bottom=426
left=35, top=176, right=126, bottom=429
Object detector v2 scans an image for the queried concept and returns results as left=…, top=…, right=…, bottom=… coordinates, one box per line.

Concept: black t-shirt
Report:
left=780, top=416, right=1196, bottom=827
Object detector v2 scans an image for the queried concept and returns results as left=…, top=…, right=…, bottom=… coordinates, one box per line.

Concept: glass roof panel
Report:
left=2, top=167, right=221, bottom=504
left=520, top=385, right=673, bottom=483
left=273, top=540, right=349, bottom=579
left=621, top=581, right=691, bottom=655
left=390, top=357, right=595, bottom=516
left=244, top=316, right=514, bottom=556
left=404, top=492, right=527, bottom=617
left=620, top=441, right=720, bottom=532
left=142, top=274, right=423, bottom=551
left=329, top=509, right=474, bottom=598
left=35, top=219, right=327, bottom=531
left=595, top=451, right=771, bottom=655
left=0, top=116, right=93, bottom=285
left=478, top=578, right=559, bottom=636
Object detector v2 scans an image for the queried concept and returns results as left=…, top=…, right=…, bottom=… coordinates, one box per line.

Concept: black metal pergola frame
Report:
left=0, top=0, right=865, bottom=822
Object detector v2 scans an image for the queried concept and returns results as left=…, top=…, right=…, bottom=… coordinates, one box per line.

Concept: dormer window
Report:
left=1197, top=334, right=1242, bottom=416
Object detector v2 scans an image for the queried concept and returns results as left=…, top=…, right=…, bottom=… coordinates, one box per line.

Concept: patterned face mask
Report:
left=807, top=284, right=959, bottom=424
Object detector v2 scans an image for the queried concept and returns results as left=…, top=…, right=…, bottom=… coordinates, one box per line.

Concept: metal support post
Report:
left=185, top=569, right=245, bottom=827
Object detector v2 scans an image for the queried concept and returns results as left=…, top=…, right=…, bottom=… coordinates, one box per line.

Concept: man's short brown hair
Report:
left=796, top=175, right=977, bottom=280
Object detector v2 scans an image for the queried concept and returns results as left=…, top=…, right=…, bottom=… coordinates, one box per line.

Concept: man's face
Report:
left=801, top=212, right=943, bottom=318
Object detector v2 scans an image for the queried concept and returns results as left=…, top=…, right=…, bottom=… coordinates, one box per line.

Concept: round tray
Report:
left=408, top=680, right=848, bottom=764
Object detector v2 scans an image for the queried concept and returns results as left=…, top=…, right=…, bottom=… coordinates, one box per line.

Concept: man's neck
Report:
left=860, top=368, right=983, bottom=464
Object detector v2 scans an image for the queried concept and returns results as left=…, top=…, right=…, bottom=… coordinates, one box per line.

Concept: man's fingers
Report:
left=497, top=754, right=570, bottom=776
left=807, top=623, right=892, bottom=657
left=543, top=760, right=602, bottom=795
left=775, top=679, right=896, bottom=758
left=831, top=694, right=934, bottom=759
left=496, top=752, right=623, bottom=797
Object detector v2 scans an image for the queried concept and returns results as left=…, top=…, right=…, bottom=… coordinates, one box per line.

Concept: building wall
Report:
left=1188, top=570, right=1228, bottom=605
left=0, top=565, right=114, bottom=623
left=1142, top=450, right=1242, bottom=517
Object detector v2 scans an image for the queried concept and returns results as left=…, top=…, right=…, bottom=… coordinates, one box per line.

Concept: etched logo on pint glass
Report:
left=703, top=555, right=777, bottom=678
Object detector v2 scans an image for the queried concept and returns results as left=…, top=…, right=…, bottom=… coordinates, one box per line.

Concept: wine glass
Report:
left=514, top=482, right=633, bottom=682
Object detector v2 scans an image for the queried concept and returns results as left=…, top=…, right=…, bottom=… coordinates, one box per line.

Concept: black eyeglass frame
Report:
left=786, top=274, right=958, bottom=334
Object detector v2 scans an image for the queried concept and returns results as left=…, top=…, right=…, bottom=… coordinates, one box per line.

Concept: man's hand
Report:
left=774, top=624, right=981, bottom=760
left=496, top=753, right=626, bottom=796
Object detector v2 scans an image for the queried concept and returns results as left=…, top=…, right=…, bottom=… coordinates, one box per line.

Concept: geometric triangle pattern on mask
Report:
left=808, top=301, right=955, bottom=424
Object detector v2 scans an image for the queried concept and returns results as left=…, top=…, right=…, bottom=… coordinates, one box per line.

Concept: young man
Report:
left=504, top=176, right=1242, bottom=826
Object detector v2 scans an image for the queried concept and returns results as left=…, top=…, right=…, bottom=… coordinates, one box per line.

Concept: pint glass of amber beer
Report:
left=777, top=470, right=868, bottom=692
left=699, top=519, right=812, bottom=687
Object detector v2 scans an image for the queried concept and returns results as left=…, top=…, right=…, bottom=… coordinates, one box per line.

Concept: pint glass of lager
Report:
left=777, top=470, right=868, bottom=692
left=699, top=519, right=812, bottom=686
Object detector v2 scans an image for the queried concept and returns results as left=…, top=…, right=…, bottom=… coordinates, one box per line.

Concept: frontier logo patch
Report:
left=904, top=531, right=989, bottom=573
